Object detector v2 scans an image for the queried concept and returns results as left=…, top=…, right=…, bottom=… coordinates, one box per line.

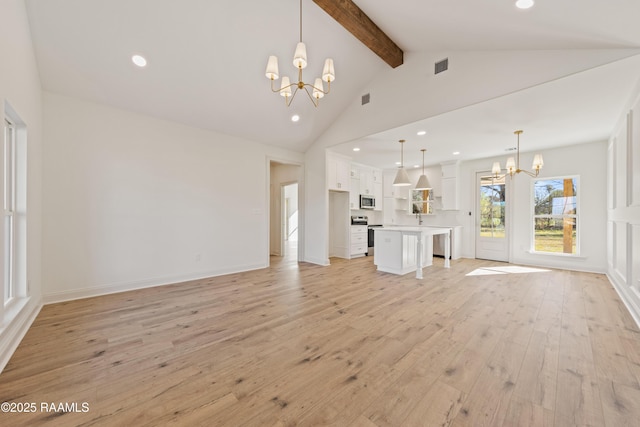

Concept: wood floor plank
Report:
left=402, top=380, right=465, bottom=426
left=1, top=255, right=639, bottom=426
left=450, top=338, right=528, bottom=426
left=503, top=395, right=554, bottom=427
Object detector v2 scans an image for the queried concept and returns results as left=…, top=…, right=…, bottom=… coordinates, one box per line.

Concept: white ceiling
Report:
left=331, top=54, right=640, bottom=169
left=24, top=0, right=640, bottom=163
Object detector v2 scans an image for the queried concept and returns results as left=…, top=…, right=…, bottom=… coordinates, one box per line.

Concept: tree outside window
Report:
left=479, top=176, right=506, bottom=238
left=533, top=177, right=578, bottom=254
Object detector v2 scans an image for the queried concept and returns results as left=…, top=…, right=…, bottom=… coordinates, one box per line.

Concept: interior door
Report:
left=476, top=172, right=509, bottom=262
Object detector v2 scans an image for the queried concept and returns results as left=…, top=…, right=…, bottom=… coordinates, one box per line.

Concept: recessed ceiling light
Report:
left=291, top=114, right=300, bottom=122
left=353, top=147, right=360, bottom=152
left=413, top=165, right=420, bottom=168
left=132, top=54, right=147, bottom=67
left=515, top=0, right=534, bottom=9
left=453, top=151, right=460, bottom=155
left=395, top=161, right=401, bottom=165
left=417, top=130, right=426, bottom=136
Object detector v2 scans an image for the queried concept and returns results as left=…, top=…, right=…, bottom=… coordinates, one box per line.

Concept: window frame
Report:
left=3, top=118, right=16, bottom=307
left=2, top=101, right=28, bottom=317
left=531, top=175, right=580, bottom=256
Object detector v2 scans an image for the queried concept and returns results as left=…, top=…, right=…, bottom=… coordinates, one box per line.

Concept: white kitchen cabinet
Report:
left=440, top=161, right=459, bottom=210
left=441, top=178, right=458, bottom=210
left=427, top=166, right=442, bottom=197
left=327, top=153, right=351, bottom=192
left=373, top=228, right=447, bottom=276
left=359, top=168, right=374, bottom=196
left=372, top=169, right=382, bottom=184
left=350, top=177, right=360, bottom=210
left=350, top=225, right=368, bottom=257
left=350, top=164, right=360, bottom=179
left=374, top=182, right=382, bottom=211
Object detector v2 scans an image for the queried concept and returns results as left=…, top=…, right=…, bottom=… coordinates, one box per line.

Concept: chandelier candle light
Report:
left=393, top=139, right=411, bottom=186
left=265, top=0, right=335, bottom=107
left=492, top=130, right=544, bottom=179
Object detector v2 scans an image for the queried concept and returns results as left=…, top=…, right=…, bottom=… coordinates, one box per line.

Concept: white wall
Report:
left=42, top=92, right=303, bottom=302
left=457, top=142, right=608, bottom=272
left=0, top=0, right=44, bottom=371
left=607, top=79, right=640, bottom=326
left=305, top=50, right=635, bottom=266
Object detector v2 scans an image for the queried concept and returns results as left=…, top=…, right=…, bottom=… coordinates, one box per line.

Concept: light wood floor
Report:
left=1, top=254, right=640, bottom=426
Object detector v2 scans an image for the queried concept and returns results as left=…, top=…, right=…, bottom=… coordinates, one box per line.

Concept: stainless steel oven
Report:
left=367, top=224, right=383, bottom=256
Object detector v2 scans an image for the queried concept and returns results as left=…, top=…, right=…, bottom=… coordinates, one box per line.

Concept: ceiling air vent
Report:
left=435, top=58, right=448, bottom=75
left=361, top=93, right=370, bottom=105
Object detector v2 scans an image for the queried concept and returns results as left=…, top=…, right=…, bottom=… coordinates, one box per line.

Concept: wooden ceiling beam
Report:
left=312, top=0, right=404, bottom=68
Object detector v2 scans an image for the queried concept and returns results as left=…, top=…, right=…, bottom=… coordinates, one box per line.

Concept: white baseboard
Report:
left=43, top=263, right=267, bottom=304
left=607, top=272, right=640, bottom=329
left=303, top=256, right=330, bottom=266
left=510, top=256, right=606, bottom=275
left=0, top=297, right=42, bottom=374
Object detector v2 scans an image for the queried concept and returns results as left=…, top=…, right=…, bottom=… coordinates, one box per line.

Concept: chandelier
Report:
left=492, top=130, right=544, bottom=179
left=264, top=0, right=335, bottom=107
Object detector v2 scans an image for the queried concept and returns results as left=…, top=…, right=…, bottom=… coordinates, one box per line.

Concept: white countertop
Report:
left=378, top=226, right=451, bottom=234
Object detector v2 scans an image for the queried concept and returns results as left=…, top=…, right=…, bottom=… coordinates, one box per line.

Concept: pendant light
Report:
left=393, top=139, right=411, bottom=186
left=415, top=149, right=432, bottom=190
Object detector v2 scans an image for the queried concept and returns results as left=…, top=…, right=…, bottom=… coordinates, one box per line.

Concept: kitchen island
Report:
left=373, top=227, right=450, bottom=279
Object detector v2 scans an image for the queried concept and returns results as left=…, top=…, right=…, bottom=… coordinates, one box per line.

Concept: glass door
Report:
left=476, top=172, right=509, bottom=262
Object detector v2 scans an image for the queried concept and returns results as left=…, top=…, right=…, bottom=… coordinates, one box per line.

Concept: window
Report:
left=2, top=102, right=27, bottom=313
left=411, top=189, right=433, bottom=214
left=479, top=176, right=506, bottom=238
left=4, top=118, right=16, bottom=305
left=533, top=176, right=579, bottom=255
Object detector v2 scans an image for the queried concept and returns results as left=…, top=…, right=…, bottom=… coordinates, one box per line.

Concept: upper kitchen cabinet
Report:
left=373, top=180, right=382, bottom=211
left=425, top=166, right=442, bottom=198
left=359, top=168, right=374, bottom=196
left=440, top=161, right=460, bottom=210
left=372, top=169, right=382, bottom=184
left=350, top=171, right=359, bottom=210
left=351, top=163, right=383, bottom=210
left=327, top=152, right=351, bottom=192
left=360, top=167, right=382, bottom=196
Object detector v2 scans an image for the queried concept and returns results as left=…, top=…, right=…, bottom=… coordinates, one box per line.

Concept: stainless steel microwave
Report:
left=360, top=195, right=375, bottom=209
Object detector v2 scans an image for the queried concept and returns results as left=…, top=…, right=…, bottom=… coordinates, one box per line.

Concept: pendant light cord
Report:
left=299, top=0, right=303, bottom=42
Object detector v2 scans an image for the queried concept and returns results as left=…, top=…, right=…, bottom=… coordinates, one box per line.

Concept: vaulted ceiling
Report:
left=24, top=0, right=640, bottom=166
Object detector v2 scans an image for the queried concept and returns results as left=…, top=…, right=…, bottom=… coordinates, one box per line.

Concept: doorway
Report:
left=269, top=161, right=301, bottom=262
left=476, top=172, right=509, bottom=262
left=282, top=182, right=298, bottom=261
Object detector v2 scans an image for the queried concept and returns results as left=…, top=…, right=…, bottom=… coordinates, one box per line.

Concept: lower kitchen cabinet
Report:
left=350, top=225, right=368, bottom=257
